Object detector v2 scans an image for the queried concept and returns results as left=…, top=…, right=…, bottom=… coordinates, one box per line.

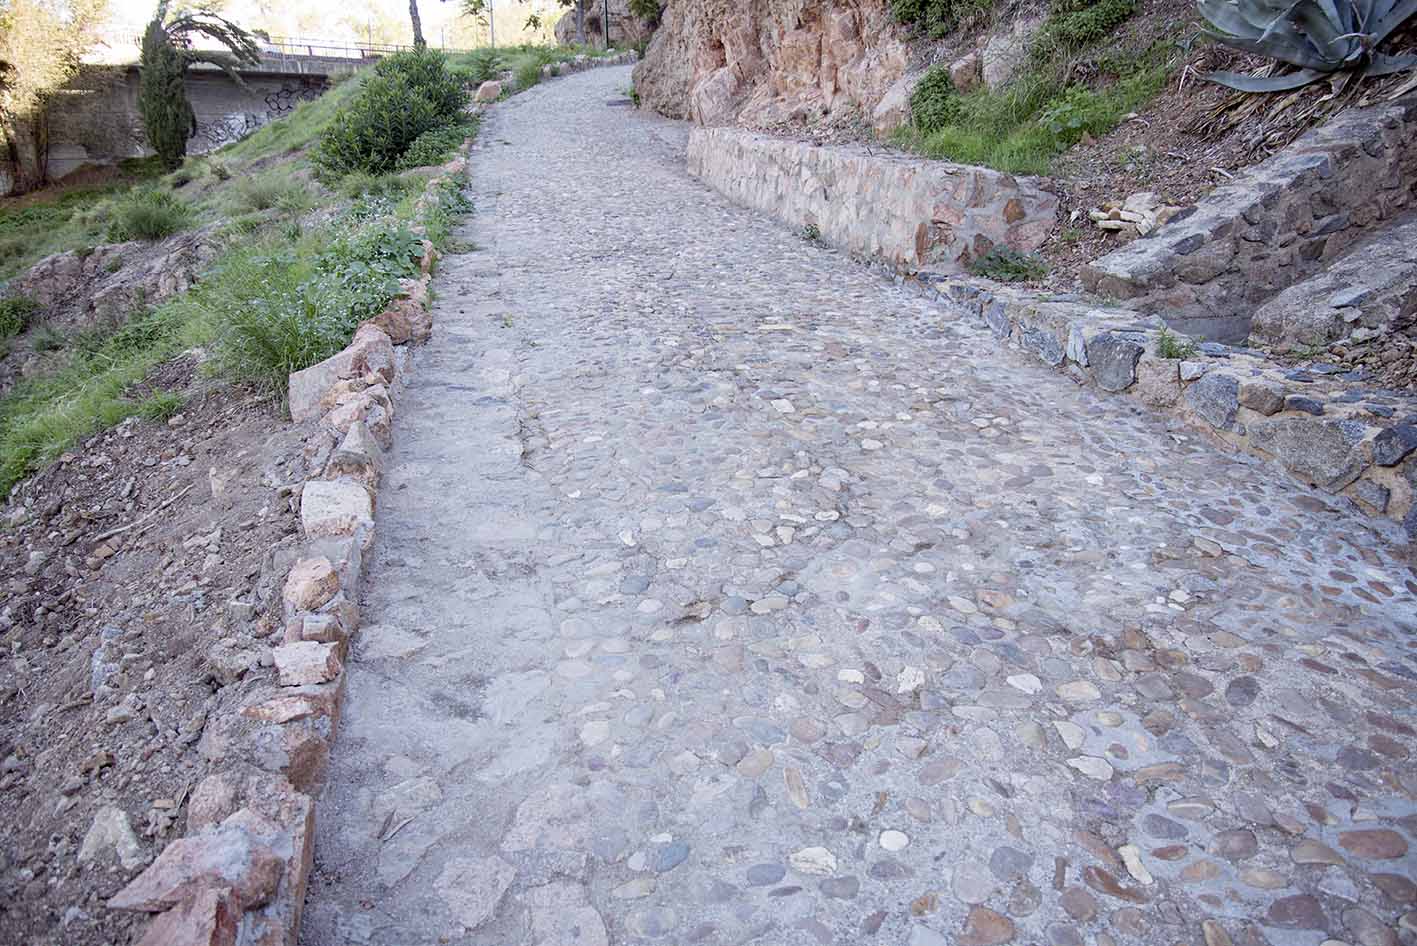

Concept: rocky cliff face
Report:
left=633, top=0, right=914, bottom=134
left=555, top=0, right=658, bottom=48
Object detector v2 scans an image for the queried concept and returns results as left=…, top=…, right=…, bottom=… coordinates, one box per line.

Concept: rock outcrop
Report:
left=554, top=0, right=657, bottom=48
left=633, top=0, right=913, bottom=133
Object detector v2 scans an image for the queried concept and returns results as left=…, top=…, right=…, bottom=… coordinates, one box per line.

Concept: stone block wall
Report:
left=687, top=126, right=1057, bottom=272
left=1081, top=98, right=1417, bottom=343
left=911, top=272, right=1417, bottom=538
left=42, top=66, right=330, bottom=180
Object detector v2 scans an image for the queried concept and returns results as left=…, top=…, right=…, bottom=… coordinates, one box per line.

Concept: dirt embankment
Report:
left=0, top=362, right=310, bottom=946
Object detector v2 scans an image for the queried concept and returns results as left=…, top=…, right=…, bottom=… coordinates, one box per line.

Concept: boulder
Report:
left=109, top=809, right=285, bottom=913
left=299, top=478, right=374, bottom=547
left=980, top=17, right=1044, bottom=89
left=949, top=52, right=981, bottom=92
left=1249, top=417, right=1369, bottom=492
left=272, top=641, right=343, bottom=687
left=1085, top=335, right=1144, bottom=392
left=282, top=557, right=339, bottom=613
left=135, top=888, right=239, bottom=946
left=474, top=80, right=502, bottom=103
left=1184, top=372, right=1239, bottom=430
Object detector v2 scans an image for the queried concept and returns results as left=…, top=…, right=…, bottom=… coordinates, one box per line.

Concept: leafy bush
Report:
left=395, top=122, right=476, bottom=170
left=969, top=246, right=1047, bottom=281
left=374, top=48, right=466, bottom=120
left=450, top=48, right=504, bottom=86
left=1033, top=0, right=1138, bottom=58
left=910, top=65, right=964, bottom=132
left=211, top=226, right=416, bottom=394
left=891, top=0, right=993, bottom=37
left=107, top=188, right=194, bottom=241
left=628, top=0, right=663, bottom=22
left=313, top=49, right=467, bottom=177
left=0, top=297, right=40, bottom=338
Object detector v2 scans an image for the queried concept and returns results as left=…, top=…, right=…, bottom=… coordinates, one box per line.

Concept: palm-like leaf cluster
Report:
left=1198, top=0, right=1417, bottom=90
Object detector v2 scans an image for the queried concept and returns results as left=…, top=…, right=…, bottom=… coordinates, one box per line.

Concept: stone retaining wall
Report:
left=105, top=148, right=469, bottom=946
left=687, top=126, right=1058, bottom=272
left=907, top=271, right=1417, bottom=539
left=1082, top=98, right=1417, bottom=343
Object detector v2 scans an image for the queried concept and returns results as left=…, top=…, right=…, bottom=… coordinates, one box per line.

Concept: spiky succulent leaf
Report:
left=1366, top=50, right=1417, bottom=73
left=1204, top=66, right=1328, bottom=88
left=1372, top=0, right=1417, bottom=37
left=1199, top=0, right=1416, bottom=91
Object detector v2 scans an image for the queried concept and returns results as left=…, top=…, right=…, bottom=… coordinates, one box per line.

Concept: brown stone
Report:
left=959, top=906, right=1014, bottom=945
left=1291, top=840, right=1345, bottom=865
left=272, top=642, right=342, bottom=687
left=109, top=809, right=284, bottom=913
left=135, top=888, right=239, bottom=946
left=1371, top=872, right=1417, bottom=903
left=1339, top=829, right=1408, bottom=860
left=282, top=558, right=338, bottom=613
left=1266, top=894, right=1326, bottom=929
left=1059, top=886, right=1097, bottom=921
left=1083, top=866, right=1148, bottom=903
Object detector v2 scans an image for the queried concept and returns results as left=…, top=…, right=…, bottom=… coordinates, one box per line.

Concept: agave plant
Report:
left=1198, top=0, right=1417, bottom=90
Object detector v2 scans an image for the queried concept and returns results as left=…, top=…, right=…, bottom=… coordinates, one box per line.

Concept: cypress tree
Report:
left=138, top=16, right=194, bottom=171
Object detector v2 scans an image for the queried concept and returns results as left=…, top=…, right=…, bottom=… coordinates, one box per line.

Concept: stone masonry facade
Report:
left=687, top=126, right=1058, bottom=273
left=1081, top=98, right=1417, bottom=343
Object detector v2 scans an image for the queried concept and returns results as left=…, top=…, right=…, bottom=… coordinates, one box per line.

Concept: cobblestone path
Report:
left=301, top=66, right=1417, bottom=946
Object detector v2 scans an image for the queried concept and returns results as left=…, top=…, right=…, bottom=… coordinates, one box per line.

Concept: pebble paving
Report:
left=300, top=65, right=1417, bottom=946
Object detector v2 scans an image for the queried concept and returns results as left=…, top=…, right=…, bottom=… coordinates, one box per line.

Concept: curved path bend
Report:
left=301, top=65, right=1417, bottom=946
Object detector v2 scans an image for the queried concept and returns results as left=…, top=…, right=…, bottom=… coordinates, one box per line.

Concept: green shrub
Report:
left=395, top=122, right=475, bottom=170
left=1034, top=0, right=1138, bottom=59
left=136, top=390, right=184, bottom=421
left=891, top=0, right=993, bottom=37
left=210, top=243, right=403, bottom=395
left=234, top=176, right=312, bottom=213
left=1156, top=328, right=1199, bottom=359
left=108, top=188, right=194, bottom=241
left=910, top=65, right=963, bottom=132
left=209, top=161, right=231, bottom=181
left=969, top=246, right=1047, bottom=281
left=628, top=0, right=662, bottom=22
left=313, top=49, right=466, bottom=177
left=0, top=297, right=40, bottom=338
left=450, top=48, right=504, bottom=86
left=374, top=48, right=466, bottom=120
left=31, top=326, right=66, bottom=352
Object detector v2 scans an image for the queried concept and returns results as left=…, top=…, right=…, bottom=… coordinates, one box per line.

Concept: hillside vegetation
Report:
left=0, top=49, right=477, bottom=494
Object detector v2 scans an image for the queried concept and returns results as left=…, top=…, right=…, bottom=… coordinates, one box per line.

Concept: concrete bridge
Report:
left=42, top=37, right=472, bottom=181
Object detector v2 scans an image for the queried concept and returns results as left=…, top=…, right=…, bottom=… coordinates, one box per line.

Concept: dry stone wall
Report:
left=1082, top=98, right=1417, bottom=343
left=909, top=271, right=1417, bottom=539
left=688, top=126, right=1057, bottom=272
left=103, top=147, right=467, bottom=946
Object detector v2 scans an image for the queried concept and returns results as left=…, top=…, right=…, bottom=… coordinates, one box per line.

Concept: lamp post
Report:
left=603, top=0, right=609, bottom=48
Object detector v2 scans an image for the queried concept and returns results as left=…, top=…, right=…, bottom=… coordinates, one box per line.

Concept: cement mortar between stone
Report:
left=302, top=66, right=1417, bottom=946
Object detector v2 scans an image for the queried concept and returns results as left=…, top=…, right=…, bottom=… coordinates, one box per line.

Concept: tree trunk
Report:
left=4, top=113, right=48, bottom=196
left=576, top=0, right=586, bottom=44
left=409, top=0, right=425, bottom=48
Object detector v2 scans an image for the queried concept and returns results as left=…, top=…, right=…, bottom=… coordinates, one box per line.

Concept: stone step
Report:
left=1249, top=213, right=1417, bottom=351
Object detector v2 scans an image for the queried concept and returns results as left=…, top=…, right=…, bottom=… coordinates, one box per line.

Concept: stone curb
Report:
left=107, top=138, right=474, bottom=946
left=538, top=48, right=639, bottom=82
left=902, top=271, right=1417, bottom=541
